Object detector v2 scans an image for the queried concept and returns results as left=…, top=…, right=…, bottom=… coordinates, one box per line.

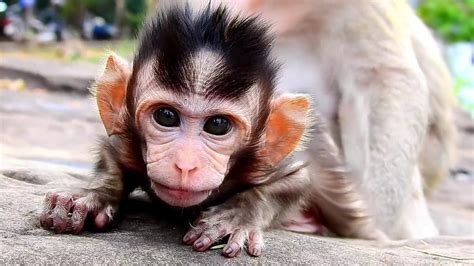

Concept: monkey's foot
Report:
left=280, top=208, right=328, bottom=235
left=39, top=191, right=116, bottom=234
left=182, top=209, right=265, bottom=258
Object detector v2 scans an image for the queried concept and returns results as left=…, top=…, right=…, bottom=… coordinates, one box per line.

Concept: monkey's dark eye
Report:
left=153, top=108, right=180, bottom=127
left=203, top=116, right=231, bottom=136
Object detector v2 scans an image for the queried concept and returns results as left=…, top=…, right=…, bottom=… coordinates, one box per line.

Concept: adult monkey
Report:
left=228, top=0, right=456, bottom=239
left=40, top=2, right=382, bottom=257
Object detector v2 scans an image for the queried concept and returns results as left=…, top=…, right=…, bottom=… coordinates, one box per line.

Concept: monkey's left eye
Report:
left=153, top=107, right=180, bottom=127
left=203, top=116, right=231, bottom=136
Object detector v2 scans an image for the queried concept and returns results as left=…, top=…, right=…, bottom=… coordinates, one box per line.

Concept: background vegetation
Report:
left=417, top=0, right=474, bottom=42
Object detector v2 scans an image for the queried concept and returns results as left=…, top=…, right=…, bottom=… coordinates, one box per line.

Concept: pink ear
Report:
left=263, top=94, right=310, bottom=165
left=95, top=54, right=131, bottom=136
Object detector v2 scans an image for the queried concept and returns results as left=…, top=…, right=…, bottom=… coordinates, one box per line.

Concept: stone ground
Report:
left=0, top=56, right=473, bottom=263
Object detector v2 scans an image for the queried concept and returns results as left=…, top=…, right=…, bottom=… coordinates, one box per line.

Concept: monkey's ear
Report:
left=263, top=94, right=310, bottom=165
left=94, top=53, right=131, bottom=136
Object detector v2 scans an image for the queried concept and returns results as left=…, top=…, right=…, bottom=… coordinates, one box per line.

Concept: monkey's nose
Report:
left=174, top=160, right=199, bottom=177
left=173, top=150, right=201, bottom=178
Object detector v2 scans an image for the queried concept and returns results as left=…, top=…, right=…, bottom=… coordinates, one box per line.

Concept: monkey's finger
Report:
left=192, top=226, right=227, bottom=252
left=40, top=192, right=60, bottom=229
left=246, top=230, right=264, bottom=257
left=51, top=194, right=75, bottom=233
left=183, top=226, right=205, bottom=244
left=71, top=203, right=88, bottom=234
left=222, top=229, right=246, bottom=258
left=94, top=209, right=111, bottom=229
left=43, top=191, right=59, bottom=210
left=39, top=213, right=53, bottom=229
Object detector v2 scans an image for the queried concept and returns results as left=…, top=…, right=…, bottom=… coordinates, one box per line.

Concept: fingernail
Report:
left=224, top=246, right=233, bottom=254
left=195, top=240, right=204, bottom=249
left=183, top=235, right=190, bottom=242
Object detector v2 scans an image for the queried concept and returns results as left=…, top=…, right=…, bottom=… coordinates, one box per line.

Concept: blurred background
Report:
left=0, top=0, right=472, bottom=111
left=0, top=0, right=472, bottom=236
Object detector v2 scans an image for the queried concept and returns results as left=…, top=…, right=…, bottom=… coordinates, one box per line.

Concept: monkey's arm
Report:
left=40, top=139, right=138, bottom=234
left=183, top=167, right=309, bottom=257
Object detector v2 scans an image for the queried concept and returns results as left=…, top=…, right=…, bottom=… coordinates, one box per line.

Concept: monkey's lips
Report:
left=151, top=181, right=211, bottom=207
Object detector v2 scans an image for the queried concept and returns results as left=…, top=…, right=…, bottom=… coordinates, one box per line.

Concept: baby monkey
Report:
left=40, top=3, right=380, bottom=257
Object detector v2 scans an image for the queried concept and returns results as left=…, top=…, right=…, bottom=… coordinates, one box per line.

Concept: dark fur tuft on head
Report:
left=133, top=3, right=277, bottom=101
left=122, top=3, right=280, bottom=198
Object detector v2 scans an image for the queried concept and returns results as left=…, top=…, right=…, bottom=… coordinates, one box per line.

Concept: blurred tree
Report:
left=36, top=0, right=50, bottom=10
left=125, top=0, right=146, bottom=36
left=8, top=0, right=150, bottom=38
left=418, top=0, right=474, bottom=42
left=114, top=0, right=125, bottom=36
left=61, top=0, right=86, bottom=28
left=85, top=0, right=115, bottom=23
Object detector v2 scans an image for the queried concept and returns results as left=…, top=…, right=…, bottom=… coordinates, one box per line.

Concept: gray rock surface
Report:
left=1, top=169, right=473, bottom=264
left=1, top=67, right=473, bottom=264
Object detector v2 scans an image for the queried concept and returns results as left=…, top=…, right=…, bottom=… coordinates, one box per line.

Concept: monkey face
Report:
left=136, top=90, right=252, bottom=207
left=93, top=6, right=310, bottom=210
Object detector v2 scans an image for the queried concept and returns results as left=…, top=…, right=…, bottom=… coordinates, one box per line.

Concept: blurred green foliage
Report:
left=52, top=0, right=147, bottom=36
left=61, top=0, right=115, bottom=26
left=60, top=0, right=85, bottom=28
left=417, top=0, right=474, bottom=43
left=36, top=0, right=50, bottom=10
left=125, top=0, right=146, bottom=36
left=84, top=0, right=116, bottom=23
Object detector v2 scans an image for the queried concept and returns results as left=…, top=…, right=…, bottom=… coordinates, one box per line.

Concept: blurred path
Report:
left=0, top=87, right=103, bottom=171
left=0, top=56, right=97, bottom=94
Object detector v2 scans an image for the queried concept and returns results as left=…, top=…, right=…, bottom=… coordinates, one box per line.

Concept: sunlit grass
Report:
left=0, top=39, right=137, bottom=64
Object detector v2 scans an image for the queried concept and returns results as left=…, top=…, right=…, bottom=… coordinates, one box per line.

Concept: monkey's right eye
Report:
left=153, top=108, right=180, bottom=127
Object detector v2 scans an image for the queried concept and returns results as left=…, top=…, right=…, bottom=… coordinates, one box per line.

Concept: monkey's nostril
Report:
left=174, top=161, right=199, bottom=174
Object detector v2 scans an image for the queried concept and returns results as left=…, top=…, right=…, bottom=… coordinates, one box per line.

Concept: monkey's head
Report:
left=94, top=4, right=310, bottom=207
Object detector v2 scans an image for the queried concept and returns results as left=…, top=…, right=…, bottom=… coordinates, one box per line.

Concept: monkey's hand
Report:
left=39, top=190, right=117, bottom=234
left=183, top=205, right=265, bottom=258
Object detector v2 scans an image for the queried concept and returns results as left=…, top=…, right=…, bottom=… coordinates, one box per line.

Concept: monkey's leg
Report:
left=338, top=67, right=434, bottom=239
left=391, top=166, right=438, bottom=238
left=40, top=145, right=133, bottom=234
left=331, top=3, right=441, bottom=238
left=183, top=168, right=310, bottom=257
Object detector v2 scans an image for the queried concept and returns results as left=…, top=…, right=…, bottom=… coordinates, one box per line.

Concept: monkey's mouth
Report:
left=150, top=181, right=212, bottom=207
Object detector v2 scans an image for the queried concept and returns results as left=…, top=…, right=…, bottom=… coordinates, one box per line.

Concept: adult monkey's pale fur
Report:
left=228, top=0, right=456, bottom=239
